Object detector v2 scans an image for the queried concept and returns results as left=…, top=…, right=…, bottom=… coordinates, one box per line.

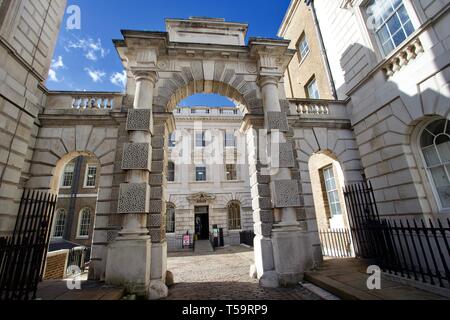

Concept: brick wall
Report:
left=44, top=249, right=69, bottom=280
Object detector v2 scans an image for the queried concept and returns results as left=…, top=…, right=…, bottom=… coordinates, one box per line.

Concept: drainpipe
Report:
left=309, top=0, right=338, bottom=100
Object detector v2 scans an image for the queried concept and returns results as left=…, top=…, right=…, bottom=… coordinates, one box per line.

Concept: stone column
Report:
left=147, top=113, right=174, bottom=300
left=105, top=70, right=157, bottom=297
left=259, top=75, right=309, bottom=286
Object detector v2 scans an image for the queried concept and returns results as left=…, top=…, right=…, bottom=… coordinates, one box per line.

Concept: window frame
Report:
left=168, top=132, right=176, bottom=148
left=360, top=0, right=419, bottom=59
left=305, top=76, right=320, bottom=99
left=52, top=209, right=66, bottom=239
left=76, top=208, right=92, bottom=239
left=166, top=203, right=176, bottom=234
left=195, top=131, right=207, bottom=148
left=167, top=161, right=175, bottom=182
left=418, top=119, right=450, bottom=212
left=296, top=32, right=310, bottom=63
left=227, top=201, right=242, bottom=231
left=322, top=166, right=343, bottom=218
left=195, top=166, right=207, bottom=182
left=225, top=131, right=236, bottom=148
left=61, top=162, right=75, bottom=189
left=226, top=164, right=238, bottom=181
left=83, top=164, right=98, bottom=188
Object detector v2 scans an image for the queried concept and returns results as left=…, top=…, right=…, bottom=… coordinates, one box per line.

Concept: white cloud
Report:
left=66, top=38, right=108, bottom=61
left=85, top=68, right=106, bottom=83
left=48, top=56, right=65, bottom=82
left=51, top=56, right=65, bottom=70
left=110, top=70, right=127, bottom=89
left=48, top=69, right=58, bottom=82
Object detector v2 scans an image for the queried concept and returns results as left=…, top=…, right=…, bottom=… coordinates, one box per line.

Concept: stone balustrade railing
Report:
left=382, top=36, right=424, bottom=77
left=175, top=106, right=241, bottom=116
left=288, top=98, right=348, bottom=118
left=45, top=92, right=124, bottom=111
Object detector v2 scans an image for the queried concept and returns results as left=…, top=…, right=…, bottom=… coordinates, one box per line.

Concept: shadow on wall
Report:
left=337, top=41, right=450, bottom=219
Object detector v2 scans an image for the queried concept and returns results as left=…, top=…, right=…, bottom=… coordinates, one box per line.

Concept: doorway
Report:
left=194, top=206, right=209, bottom=240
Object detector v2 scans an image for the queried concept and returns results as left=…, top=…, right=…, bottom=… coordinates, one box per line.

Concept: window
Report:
left=366, top=0, right=415, bottom=56
left=306, top=77, right=320, bottom=99
left=226, top=164, right=237, bottom=181
left=61, top=162, right=75, bottom=187
left=77, top=208, right=92, bottom=238
left=228, top=201, right=242, bottom=230
left=298, top=33, right=310, bottom=62
left=166, top=203, right=175, bottom=233
left=168, top=133, right=176, bottom=148
left=195, top=132, right=206, bottom=147
left=322, top=166, right=342, bottom=217
left=84, top=165, right=97, bottom=188
left=167, top=161, right=175, bottom=182
left=53, top=209, right=66, bottom=238
left=225, top=131, right=236, bottom=148
left=196, top=167, right=207, bottom=182
left=420, top=119, right=450, bottom=210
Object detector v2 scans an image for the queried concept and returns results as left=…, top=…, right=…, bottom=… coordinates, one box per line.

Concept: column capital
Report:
left=258, top=75, right=282, bottom=89
left=130, top=67, right=159, bottom=84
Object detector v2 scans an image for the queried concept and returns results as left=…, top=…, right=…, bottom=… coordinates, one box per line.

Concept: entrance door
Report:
left=194, top=206, right=209, bottom=240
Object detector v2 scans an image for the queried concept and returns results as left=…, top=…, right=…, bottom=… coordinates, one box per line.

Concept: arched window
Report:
left=228, top=201, right=241, bottom=230
left=77, top=208, right=92, bottom=238
left=166, top=203, right=175, bottom=233
left=420, top=119, right=450, bottom=210
left=53, top=209, right=66, bottom=238
left=167, top=161, right=175, bottom=182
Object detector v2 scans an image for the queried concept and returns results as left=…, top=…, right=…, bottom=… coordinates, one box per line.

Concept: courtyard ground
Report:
left=164, top=245, right=322, bottom=300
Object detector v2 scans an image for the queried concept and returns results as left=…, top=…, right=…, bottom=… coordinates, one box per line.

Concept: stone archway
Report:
left=105, top=17, right=311, bottom=299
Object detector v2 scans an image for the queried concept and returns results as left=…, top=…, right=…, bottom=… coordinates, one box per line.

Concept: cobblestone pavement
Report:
left=164, top=245, right=321, bottom=300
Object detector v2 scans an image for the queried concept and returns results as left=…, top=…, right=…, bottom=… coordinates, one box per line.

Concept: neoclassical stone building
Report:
left=1, top=0, right=447, bottom=300
left=279, top=0, right=450, bottom=222
left=166, top=106, right=254, bottom=251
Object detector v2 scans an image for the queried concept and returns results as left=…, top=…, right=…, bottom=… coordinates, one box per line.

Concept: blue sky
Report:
left=46, top=0, right=291, bottom=106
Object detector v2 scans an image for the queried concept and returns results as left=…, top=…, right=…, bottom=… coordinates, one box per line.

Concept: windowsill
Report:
left=192, top=181, right=210, bottom=183
left=229, top=229, right=243, bottom=233
left=83, top=186, right=96, bottom=189
left=76, top=236, right=89, bottom=240
left=60, top=186, right=71, bottom=190
left=224, top=180, right=244, bottom=183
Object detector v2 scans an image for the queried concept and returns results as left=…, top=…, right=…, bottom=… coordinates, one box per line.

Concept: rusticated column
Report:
left=105, top=69, right=158, bottom=297
left=259, top=74, right=310, bottom=286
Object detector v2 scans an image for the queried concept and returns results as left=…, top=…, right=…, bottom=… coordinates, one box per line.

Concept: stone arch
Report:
left=152, top=60, right=262, bottom=115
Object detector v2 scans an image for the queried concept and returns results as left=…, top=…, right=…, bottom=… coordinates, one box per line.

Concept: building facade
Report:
left=166, top=106, right=253, bottom=251
left=278, top=0, right=335, bottom=100
left=279, top=0, right=450, bottom=225
left=50, top=155, right=100, bottom=249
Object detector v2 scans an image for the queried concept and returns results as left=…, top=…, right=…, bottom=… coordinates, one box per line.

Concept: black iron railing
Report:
left=319, top=228, right=353, bottom=258
left=344, top=181, right=450, bottom=288
left=0, top=190, right=57, bottom=300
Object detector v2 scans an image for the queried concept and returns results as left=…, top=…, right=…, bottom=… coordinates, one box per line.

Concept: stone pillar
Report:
left=147, top=113, right=175, bottom=300
left=259, top=75, right=309, bottom=286
left=105, top=70, right=157, bottom=297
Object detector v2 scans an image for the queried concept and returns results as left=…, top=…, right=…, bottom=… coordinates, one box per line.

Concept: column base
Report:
left=148, top=280, right=169, bottom=300
left=105, top=236, right=152, bottom=297
left=271, top=226, right=311, bottom=287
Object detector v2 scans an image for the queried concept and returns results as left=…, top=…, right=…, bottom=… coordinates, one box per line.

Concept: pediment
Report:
left=187, top=192, right=216, bottom=203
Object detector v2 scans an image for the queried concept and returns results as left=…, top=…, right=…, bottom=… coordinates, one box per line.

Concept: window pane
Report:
left=79, top=209, right=91, bottom=237
left=422, top=146, right=440, bottom=167
left=436, top=137, right=450, bottom=163
left=196, top=167, right=206, bottom=181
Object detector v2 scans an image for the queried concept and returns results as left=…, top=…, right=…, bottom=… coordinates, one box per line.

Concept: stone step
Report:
left=194, top=240, right=214, bottom=254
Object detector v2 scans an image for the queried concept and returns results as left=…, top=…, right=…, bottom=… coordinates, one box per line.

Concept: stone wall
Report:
left=0, top=0, right=66, bottom=236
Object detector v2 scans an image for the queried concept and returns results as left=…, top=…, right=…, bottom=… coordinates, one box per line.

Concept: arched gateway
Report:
left=102, top=17, right=311, bottom=298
